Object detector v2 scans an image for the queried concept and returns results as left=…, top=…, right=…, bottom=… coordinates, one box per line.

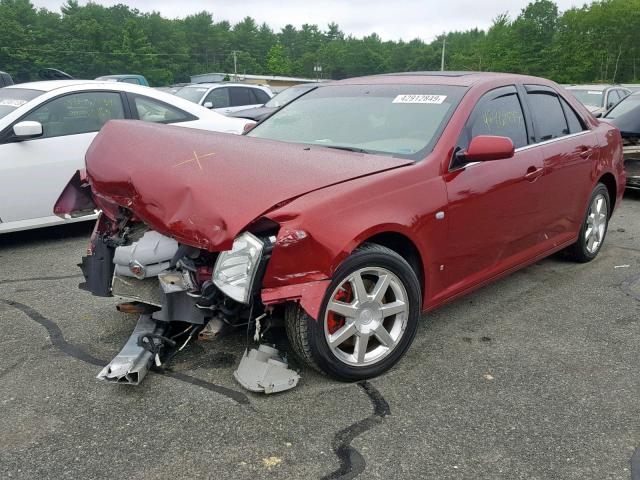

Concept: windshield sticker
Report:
left=393, top=94, right=447, bottom=104
left=196, top=88, right=208, bottom=92
left=587, top=91, right=602, bottom=95
left=0, top=99, right=27, bottom=108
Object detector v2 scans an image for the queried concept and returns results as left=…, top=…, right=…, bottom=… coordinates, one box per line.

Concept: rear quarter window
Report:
left=559, top=96, right=585, bottom=134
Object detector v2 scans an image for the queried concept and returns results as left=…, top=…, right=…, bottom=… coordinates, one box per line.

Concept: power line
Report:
left=0, top=46, right=241, bottom=58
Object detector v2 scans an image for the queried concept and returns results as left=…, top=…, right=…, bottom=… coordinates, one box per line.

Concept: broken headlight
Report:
left=212, top=231, right=264, bottom=304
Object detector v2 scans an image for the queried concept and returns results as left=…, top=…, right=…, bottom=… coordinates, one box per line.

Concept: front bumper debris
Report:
left=97, top=314, right=167, bottom=385
left=624, top=144, right=640, bottom=190
left=234, top=344, right=300, bottom=394
left=82, top=223, right=304, bottom=393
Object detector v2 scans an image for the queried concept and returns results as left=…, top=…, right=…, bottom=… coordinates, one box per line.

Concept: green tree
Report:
left=266, top=43, right=291, bottom=75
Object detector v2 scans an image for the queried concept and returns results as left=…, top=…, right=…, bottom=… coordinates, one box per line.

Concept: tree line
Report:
left=0, top=0, right=638, bottom=86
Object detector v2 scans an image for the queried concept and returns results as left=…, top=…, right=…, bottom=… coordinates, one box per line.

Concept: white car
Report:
left=174, top=83, right=273, bottom=115
left=0, top=80, right=252, bottom=234
left=565, top=84, right=631, bottom=117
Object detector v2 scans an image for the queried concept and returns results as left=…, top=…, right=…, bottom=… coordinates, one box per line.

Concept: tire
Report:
left=565, top=183, right=610, bottom=262
left=285, top=243, right=421, bottom=381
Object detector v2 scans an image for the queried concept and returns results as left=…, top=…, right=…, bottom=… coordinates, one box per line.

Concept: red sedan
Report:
left=57, top=72, right=626, bottom=382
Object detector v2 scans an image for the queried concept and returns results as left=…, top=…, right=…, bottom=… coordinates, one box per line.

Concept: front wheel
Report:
left=285, top=243, right=421, bottom=381
left=565, top=183, right=610, bottom=262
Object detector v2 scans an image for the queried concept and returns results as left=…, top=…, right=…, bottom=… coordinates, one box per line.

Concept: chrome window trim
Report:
left=515, top=130, right=590, bottom=153
left=450, top=130, right=591, bottom=173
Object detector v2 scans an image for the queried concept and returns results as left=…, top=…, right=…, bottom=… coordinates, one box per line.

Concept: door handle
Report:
left=524, top=166, right=544, bottom=182
left=579, top=147, right=593, bottom=159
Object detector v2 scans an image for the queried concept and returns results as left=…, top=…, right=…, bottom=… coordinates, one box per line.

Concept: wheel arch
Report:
left=597, top=172, right=617, bottom=212
left=353, top=229, right=425, bottom=296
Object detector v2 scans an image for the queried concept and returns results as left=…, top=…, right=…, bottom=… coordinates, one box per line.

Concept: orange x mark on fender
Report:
left=173, top=151, right=216, bottom=171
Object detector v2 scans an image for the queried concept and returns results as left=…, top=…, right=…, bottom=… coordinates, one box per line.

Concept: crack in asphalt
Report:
left=0, top=274, right=83, bottom=285
left=0, top=299, right=251, bottom=406
left=322, top=381, right=391, bottom=480
left=1, top=282, right=392, bottom=472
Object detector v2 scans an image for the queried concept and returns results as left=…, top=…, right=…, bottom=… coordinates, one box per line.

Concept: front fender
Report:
left=261, top=279, right=331, bottom=320
left=261, top=164, right=449, bottom=310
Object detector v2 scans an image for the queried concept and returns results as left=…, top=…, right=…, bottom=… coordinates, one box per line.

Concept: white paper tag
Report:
left=392, top=94, right=447, bottom=104
left=587, top=91, right=602, bottom=95
left=0, top=99, right=27, bottom=107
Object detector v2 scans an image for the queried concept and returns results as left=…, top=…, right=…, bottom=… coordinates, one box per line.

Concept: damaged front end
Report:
left=85, top=212, right=302, bottom=388
left=56, top=177, right=305, bottom=391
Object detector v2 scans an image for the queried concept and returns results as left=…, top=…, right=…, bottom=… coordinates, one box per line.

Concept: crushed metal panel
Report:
left=233, top=345, right=300, bottom=394
left=97, top=314, right=166, bottom=385
left=112, top=274, right=164, bottom=307
left=261, top=279, right=330, bottom=320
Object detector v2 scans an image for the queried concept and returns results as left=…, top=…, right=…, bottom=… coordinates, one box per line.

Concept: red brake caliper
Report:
left=327, top=282, right=353, bottom=334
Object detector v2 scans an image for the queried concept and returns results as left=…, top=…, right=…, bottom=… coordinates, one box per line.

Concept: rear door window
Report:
left=229, top=87, right=253, bottom=107
left=131, top=95, right=193, bottom=123
left=525, top=87, right=569, bottom=141
left=606, top=90, right=620, bottom=109
left=252, top=88, right=271, bottom=104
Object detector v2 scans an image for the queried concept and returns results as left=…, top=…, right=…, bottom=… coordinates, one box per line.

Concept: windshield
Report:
left=605, top=94, right=640, bottom=119
left=568, top=89, right=604, bottom=108
left=0, top=88, right=43, bottom=120
left=175, top=86, right=208, bottom=103
left=248, top=84, right=467, bottom=160
left=265, top=85, right=315, bottom=108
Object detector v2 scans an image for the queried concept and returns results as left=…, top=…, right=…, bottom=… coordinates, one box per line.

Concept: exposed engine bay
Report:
left=80, top=210, right=299, bottom=392
left=622, top=136, right=640, bottom=190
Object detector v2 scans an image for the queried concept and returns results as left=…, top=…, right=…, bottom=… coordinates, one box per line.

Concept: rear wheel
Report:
left=285, top=243, right=421, bottom=381
left=565, top=183, right=610, bottom=262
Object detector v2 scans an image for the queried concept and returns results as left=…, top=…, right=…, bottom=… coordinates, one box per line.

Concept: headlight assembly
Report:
left=212, top=232, right=264, bottom=304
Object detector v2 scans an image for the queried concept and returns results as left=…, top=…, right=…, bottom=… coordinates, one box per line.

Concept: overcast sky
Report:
left=31, top=0, right=584, bottom=42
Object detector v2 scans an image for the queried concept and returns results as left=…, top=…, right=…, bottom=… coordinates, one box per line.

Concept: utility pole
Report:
left=232, top=50, right=238, bottom=80
left=441, top=37, right=446, bottom=72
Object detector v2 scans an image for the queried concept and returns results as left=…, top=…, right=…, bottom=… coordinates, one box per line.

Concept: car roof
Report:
left=4, top=80, right=100, bottom=92
left=565, top=84, right=613, bottom=91
left=96, top=74, right=142, bottom=79
left=329, top=71, right=555, bottom=87
left=187, top=82, right=269, bottom=88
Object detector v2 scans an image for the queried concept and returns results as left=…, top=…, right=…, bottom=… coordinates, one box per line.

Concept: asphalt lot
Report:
left=1, top=191, right=639, bottom=480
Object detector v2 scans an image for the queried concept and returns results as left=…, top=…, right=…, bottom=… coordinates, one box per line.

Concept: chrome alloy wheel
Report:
left=323, top=267, right=409, bottom=367
left=585, top=193, right=607, bottom=254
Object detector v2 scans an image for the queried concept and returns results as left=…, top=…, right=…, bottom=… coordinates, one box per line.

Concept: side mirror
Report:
left=594, top=112, right=603, bottom=118
left=463, top=135, right=515, bottom=162
left=13, top=121, right=43, bottom=139
left=203, top=101, right=213, bottom=109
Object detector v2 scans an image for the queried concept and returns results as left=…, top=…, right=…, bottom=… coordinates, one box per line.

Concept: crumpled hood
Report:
left=85, top=120, right=411, bottom=251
